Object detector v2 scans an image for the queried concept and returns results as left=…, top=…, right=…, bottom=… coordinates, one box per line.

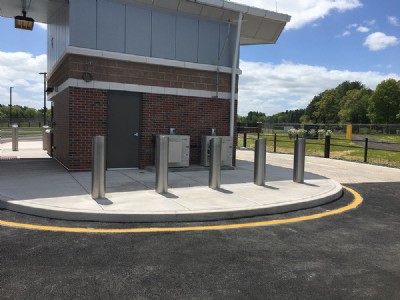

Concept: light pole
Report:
left=39, top=72, right=47, bottom=126
left=9, top=87, right=13, bottom=126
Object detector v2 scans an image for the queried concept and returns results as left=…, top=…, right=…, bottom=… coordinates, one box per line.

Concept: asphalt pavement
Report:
left=1, top=140, right=400, bottom=299
left=0, top=182, right=399, bottom=299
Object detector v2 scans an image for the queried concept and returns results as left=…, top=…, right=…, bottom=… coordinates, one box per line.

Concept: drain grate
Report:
left=0, top=156, right=18, bottom=161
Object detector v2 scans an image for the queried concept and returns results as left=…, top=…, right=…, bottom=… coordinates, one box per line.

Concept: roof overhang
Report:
left=0, top=0, right=290, bottom=45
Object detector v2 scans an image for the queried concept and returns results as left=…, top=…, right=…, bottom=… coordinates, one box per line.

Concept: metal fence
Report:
left=264, top=123, right=400, bottom=135
left=237, top=132, right=400, bottom=167
left=0, top=119, right=45, bottom=128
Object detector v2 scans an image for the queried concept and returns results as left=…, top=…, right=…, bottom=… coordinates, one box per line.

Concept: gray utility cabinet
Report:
left=201, top=136, right=233, bottom=167
left=168, top=135, right=190, bottom=167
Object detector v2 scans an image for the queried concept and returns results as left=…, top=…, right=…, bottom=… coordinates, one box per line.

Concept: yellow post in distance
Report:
left=346, top=124, right=353, bottom=141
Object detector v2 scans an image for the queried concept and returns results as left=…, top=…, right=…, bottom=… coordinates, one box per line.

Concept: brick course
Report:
left=48, top=54, right=233, bottom=94
left=52, top=88, right=237, bottom=171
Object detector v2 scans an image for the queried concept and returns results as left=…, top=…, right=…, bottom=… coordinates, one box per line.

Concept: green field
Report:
left=238, top=133, right=400, bottom=168
left=0, top=127, right=43, bottom=138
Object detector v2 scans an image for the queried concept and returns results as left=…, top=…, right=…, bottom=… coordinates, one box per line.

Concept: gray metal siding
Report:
left=198, top=20, right=220, bottom=65
left=126, top=6, right=152, bottom=56
left=70, top=0, right=96, bottom=49
left=176, top=16, right=198, bottom=63
left=47, top=8, right=69, bottom=71
left=219, top=23, right=237, bottom=67
left=151, top=11, right=176, bottom=60
left=66, top=1, right=235, bottom=67
left=97, top=0, right=125, bottom=53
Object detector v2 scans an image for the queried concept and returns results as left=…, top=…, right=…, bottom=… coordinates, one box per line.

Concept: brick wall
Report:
left=52, top=89, right=236, bottom=170
left=52, top=89, right=69, bottom=168
left=52, top=87, right=107, bottom=171
left=48, top=54, right=232, bottom=94
left=140, top=93, right=236, bottom=168
left=68, top=88, right=108, bottom=170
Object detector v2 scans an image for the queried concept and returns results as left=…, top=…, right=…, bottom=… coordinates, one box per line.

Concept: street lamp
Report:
left=9, top=87, right=13, bottom=126
left=39, top=72, right=47, bottom=126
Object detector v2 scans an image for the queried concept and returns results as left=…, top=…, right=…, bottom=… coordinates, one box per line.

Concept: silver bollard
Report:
left=156, top=135, right=169, bottom=194
left=12, top=125, right=18, bottom=151
left=254, top=138, right=266, bottom=186
left=209, top=137, right=222, bottom=189
left=42, top=126, right=49, bottom=150
left=91, top=136, right=106, bottom=199
left=293, top=137, right=306, bottom=183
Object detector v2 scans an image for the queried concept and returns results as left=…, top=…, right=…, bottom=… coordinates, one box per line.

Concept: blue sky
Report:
left=0, top=0, right=399, bottom=116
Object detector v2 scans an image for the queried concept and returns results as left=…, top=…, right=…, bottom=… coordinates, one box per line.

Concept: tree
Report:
left=368, top=79, right=400, bottom=124
left=314, top=89, right=341, bottom=124
left=339, top=88, right=372, bottom=124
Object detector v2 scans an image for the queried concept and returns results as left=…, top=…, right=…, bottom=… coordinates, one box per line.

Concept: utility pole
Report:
left=39, top=72, right=47, bottom=125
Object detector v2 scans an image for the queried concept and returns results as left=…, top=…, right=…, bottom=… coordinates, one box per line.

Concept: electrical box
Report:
left=168, top=135, right=190, bottom=167
left=200, top=136, right=233, bottom=167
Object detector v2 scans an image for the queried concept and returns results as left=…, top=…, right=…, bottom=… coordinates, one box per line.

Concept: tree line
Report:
left=239, top=78, right=400, bottom=125
left=0, top=104, right=49, bottom=120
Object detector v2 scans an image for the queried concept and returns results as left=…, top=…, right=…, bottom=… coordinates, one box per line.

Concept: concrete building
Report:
left=0, top=0, right=290, bottom=171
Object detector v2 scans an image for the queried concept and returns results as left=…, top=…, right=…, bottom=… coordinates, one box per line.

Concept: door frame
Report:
left=106, top=90, right=143, bottom=169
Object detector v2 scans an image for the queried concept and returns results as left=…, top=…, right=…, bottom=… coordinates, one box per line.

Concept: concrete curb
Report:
left=0, top=180, right=343, bottom=223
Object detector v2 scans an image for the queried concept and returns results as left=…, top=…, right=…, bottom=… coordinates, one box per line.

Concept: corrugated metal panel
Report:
left=151, top=10, right=176, bottom=60
left=198, top=20, right=219, bottom=65
left=69, top=0, right=96, bottom=49
left=47, top=8, right=69, bottom=72
left=176, top=15, right=198, bottom=63
left=126, top=5, right=152, bottom=56
left=97, top=0, right=125, bottom=53
left=218, top=23, right=236, bottom=67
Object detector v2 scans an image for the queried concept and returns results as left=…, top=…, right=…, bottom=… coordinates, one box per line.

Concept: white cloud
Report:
left=388, top=16, right=399, bottom=27
left=338, top=30, right=351, bottom=37
left=0, top=51, right=47, bottom=109
left=363, top=32, right=399, bottom=51
left=356, top=26, right=370, bottom=33
left=233, top=0, right=362, bottom=29
left=238, top=60, right=399, bottom=116
left=364, top=19, right=376, bottom=26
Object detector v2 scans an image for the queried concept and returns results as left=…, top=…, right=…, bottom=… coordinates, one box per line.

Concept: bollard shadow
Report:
left=260, top=184, right=280, bottom=190
left=214, top=187, right=234, bottom=194
left=94, top=198, right=114, bottom=205
left=160, top=192, right=179, bottom=199
left=303, top=182, right=320, bottom=187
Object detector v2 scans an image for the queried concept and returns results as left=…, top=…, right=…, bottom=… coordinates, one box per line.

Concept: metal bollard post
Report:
left=12, top=125, right=18, bottom=151
left=91, top=136, right=106, bottom=199
left=209, top=137, right=222, bottom=189
left=364, top=138, right=368, bottom=163
left=156, top=135, right=169, bottom=194
left=293, top=137, right=306, bottom=183
left=254, top=138, right=266, bottom=186
left=324, top=135, right=331, bottom=158
left=42, top=125, right=49, bottom=150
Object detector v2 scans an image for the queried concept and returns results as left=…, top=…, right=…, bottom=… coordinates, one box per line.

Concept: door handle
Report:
left=134, top=132, right=139, bottom=137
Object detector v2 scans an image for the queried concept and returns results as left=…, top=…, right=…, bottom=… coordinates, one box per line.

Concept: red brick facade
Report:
left=140, top=93, right=236, bottom=168
left=49, top=53, right=238, bottom=171
left=48, top=54, right=233, bottom=94
left=52, top=87, right=108, bottom=171
left=51, top=87, right=236, bottom=171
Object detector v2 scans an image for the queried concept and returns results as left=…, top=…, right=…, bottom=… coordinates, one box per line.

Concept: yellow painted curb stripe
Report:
left=0, top=186, right=362, bottom=233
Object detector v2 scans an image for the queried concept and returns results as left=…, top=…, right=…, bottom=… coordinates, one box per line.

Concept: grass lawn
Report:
left=238, top=133, right=400, bottom=168
left=0, top=127, right=43, bottom=138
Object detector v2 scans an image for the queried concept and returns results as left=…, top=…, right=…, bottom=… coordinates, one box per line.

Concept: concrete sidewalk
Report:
left=3, top=139, right=393, bottom=223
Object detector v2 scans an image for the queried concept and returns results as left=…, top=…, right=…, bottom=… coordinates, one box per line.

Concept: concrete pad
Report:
left=0, top=142, right=349, bottom=222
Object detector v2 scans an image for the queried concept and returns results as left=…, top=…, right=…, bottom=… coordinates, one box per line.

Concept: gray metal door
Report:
left=107, top=91, right=141, bottom=168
